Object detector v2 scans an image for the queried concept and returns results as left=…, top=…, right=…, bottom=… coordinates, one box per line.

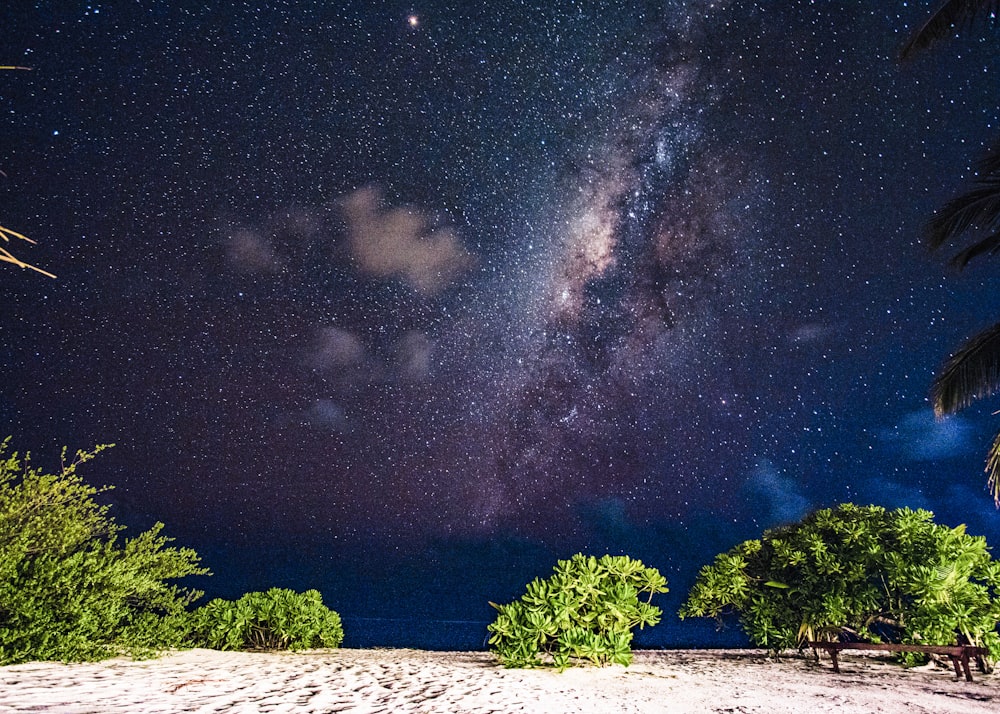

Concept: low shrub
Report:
left=0, top=440, right=208, bottom=664
left=679, top=503, right=1000, bottom=662
left=185, top=587, right=344, bottom=651
left=488, top=553, right=667, bottom=669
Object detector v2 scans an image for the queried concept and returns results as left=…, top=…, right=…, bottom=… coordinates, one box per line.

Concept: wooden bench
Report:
left=808, top=641, right=989, bottom=682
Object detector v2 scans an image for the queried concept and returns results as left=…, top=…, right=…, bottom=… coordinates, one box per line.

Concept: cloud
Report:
left=849, top=477, right=998, bottom=543
left=304, top=327, right=438, bottom=385
left=307, top=327, right=366, bottom=371
left=303, top=398, right=347, bottom=430
left=272, top=398, right=349, bottom=432
left=788, top=322, right=840, bottom=345
left=850, top=474, right=932, bottom=512
left=878, top=410, right=975, bottom=462
left=938, top=482, right=1000, bottom=538
left=396, top=331, right=434, bottom=381
left=225, top=228, right=285, bottom=273
left=741, top=459, right=810, bottom=527
left=340, top=186, right=475, bottom=296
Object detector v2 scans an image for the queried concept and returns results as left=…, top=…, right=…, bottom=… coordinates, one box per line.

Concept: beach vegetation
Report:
left=679, top=503, right=1000, bottom=663
left=0, top=439, right=208, bottom=664
left=487, top=553, right=667, bottom=669
left=185, top=587, right=344, bottom=651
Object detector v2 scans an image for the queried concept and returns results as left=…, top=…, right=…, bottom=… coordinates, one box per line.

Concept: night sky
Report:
left=2, top=1, right=999, bottom=648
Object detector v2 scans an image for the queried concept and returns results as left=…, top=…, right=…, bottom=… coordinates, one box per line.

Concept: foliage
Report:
left=922, top=141, right=1000, bottom=271
left=900, top=0, right=999, bottom=60
left=932, top=319, right=1000, bottom=419
left=487, top=553, right=667, bottom=669
left=0, top=224, right=55, bottom=277
left=902, top=2, right=1000, bottom=505
left=0, top=439, right=208, bottom=664
left=679, top=504, right=1000, bottom=664
left=185, top=588, right=344, bottom=651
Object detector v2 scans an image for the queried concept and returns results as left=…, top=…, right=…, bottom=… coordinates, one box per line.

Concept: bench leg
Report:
left=949, top=655, right=963, bottom=680
left=960, top=653, right=974, bottom=682
left=829, top=649, right=840, bottom=674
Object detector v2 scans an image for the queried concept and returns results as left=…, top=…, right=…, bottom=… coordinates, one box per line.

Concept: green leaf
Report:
left=679, top=503, right=1000, bottom=661
left=487, top=553, right=667, bottom=669
left=0, top=440, right=209, bottom=664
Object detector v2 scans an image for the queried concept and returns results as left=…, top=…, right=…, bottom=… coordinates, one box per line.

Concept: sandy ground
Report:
left=0, top=647, right=996, bottom=714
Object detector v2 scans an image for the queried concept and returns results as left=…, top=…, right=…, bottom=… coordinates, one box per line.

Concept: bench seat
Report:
left=807, top=641, right=990, bottom=682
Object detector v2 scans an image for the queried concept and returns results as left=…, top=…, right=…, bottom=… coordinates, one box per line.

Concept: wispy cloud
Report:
left=340, top=186, right=475, bottom=296
left=225, top=228, right=285, bottom=273
left=303, top=398, right=348, bottom=430
left=307, top=327, right=366, bottom=372
left=878, top=410, right=975, bottom=462
left=396, top=331, right=434, bottom=381
left=741, top=459, right=810, bottom=526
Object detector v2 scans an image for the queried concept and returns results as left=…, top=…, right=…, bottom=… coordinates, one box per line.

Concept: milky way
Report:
left=449, top=8, right=761, bottom=532
left=225, top=4, right=773, bottom=541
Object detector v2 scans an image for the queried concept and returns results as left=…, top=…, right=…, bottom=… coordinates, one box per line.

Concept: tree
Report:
left=901, top=3, right=1000, bottom=504
left=679, top=504, right=1000, bottom=662
left=1, top=65, right=55, bottom=278
left=0, top=439, right=208, bottom=663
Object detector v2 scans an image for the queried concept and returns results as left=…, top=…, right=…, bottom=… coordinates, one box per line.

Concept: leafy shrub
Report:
left=0, top=440, right=208, bottom=664
left=679, top=503, right=1000, bottom=662
left=185, top=588, right=344, bottom=651
left=487, top=553, right=667, bottom=669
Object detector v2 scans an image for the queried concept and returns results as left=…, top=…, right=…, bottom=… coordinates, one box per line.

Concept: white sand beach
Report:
left=0, top=647, right=995, bottom=714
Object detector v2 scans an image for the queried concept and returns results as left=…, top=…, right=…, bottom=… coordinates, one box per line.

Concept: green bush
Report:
left=185, top=588, right=344, bottom=651
left=487, top=553, right=667, bottom=669
left=0, top=440, right=208, bottom=664
left=679, top=503, right=1000, bottom=662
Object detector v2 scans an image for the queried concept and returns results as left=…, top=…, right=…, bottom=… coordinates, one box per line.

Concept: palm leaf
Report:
left=900, top=0, right=1000, bottom=60
left=0, top=224, right=56, bottom=278
left=931, top=321, right=1000, bottom=415
left=949, top=230, right=1000, bottom=268
left=924, top=180, right=1000, bottom=254
left=979, top=141, right=1000, bottom=177
left=925, top=144, right=1000, bottom=267
left=984, top=430, right=1000, bottom=505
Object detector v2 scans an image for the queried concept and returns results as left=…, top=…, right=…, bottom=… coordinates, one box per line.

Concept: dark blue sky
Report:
left=2, top=1, right=999, bottom=648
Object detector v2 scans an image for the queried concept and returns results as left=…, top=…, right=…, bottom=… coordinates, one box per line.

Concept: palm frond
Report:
left=0, top=224, right=55, bottom=278
left=931, top=321, right=1000, bottom=415
left=924, top=180, right=1000, bottom=254
left=978, top=141, right=1000, bottom=176
left=983, top=430, right=1000, bottom=505
left=925, top=142, right=1000, bottom=266
left=949, top=230, right=1000, bottom=268
left=900, top=0, right=1000, bottom=60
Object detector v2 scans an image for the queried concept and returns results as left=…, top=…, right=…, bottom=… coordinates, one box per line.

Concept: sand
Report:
left=0, top=647, right=995, bottom=713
